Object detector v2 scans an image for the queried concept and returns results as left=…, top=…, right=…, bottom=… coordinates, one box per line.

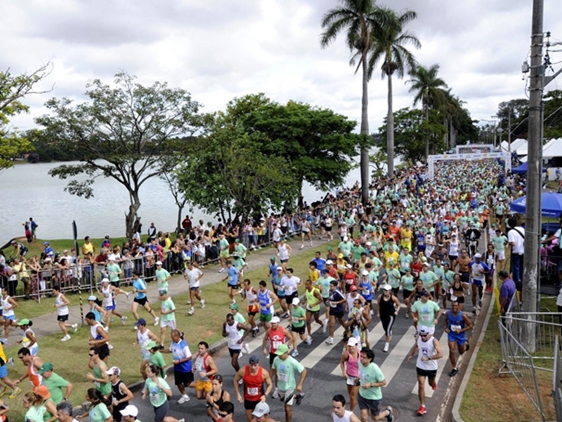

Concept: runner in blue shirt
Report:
left=131, top=271, right=159, bottom=325
left=222, top=260, right=241, bottom=304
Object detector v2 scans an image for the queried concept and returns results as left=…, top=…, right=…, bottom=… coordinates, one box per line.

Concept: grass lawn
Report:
left=459, top=306, right=557, bottom=421
left=2, top=239, right=338, bottom=419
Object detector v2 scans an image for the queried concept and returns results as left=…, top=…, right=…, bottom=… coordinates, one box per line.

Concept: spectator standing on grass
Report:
left=499, top=270, right=517, bottom=322
left=52, top=285, right=78, bottom=342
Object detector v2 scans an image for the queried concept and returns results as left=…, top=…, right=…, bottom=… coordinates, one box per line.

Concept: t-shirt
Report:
left=291, top=306, right=306, bottom=328
left=161, top=298, right=176, bottom=322
left=170, top=339, right=192, bottom=373
left=411, top=299, right=440, bottom=328
left=500, top=279, right=516, bottom=310
left=25, top=404, right=46, bottom=422
left=133, top=278, right=147, bottom=299
left=106, top=263, right=121, bottom=282
left=149, top=351, right=166, bottom=369
left=89, top=403, right=111, bottom=422
left=145, top=377, right=170, bottom=407
left=42, top=371, right=69, bottom=404
left=272, top=356, right=304, bottom=391
left=358, top=362, right=385, bottom=400
left=507, top=227, right=525, bottom=254
left=419, top=270, right=438, bottom=291
left=227, top=267, right=239, bottom=286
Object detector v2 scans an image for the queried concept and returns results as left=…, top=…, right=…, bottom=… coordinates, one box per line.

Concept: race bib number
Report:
left=421, top=314, right=431, bottom=322
left=273, top=341, right=282, bottom=349
left=278, top=373, right=288, bottom=382
left=247, top=387, right=258, bottom=396
left=228, top=337, right=239, bottom=347
left=451, top=325, right=461, bottom=332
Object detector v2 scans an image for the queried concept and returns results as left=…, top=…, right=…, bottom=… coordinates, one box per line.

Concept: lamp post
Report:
left=497, top=127, right=503, bottom=150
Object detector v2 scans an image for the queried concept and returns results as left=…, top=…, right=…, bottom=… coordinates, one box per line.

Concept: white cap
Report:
left=362, top=270, right=369, bottom=275
left=120, top=405, right=138, bottom=417
left=346, top=264, right=352, bottom=269
left=252, top=402, right=270, bottom=417
left=347, top=337, right=359, bottom=346
left=343, top=236, right=348, bottom=242
left=474, top=253, right=482, bottom=258
left=156, top=261, right=163, bottom=266
left=292, top=297, right=300, bottom=306
left=101, top=278, right=109, bottom=283
left=271, top=316, right=280, bottom=324
left=326, top=260, right=333, bottom=265
left=383, top=284, right=392, bottom=291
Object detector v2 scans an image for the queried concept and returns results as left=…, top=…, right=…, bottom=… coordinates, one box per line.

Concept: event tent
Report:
left=510, top=192, right=562, bottom=217
left=542, top=138, right=562, bottom=158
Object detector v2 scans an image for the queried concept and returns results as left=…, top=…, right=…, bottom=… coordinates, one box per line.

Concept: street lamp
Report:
left=497, top=127, right=503, bottom=149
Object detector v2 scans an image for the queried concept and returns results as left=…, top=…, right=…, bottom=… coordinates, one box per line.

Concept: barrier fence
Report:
left=498, top=311, right=562, bottom=421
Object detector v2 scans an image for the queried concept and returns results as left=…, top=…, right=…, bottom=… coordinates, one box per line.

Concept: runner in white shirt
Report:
left=53, top=285, right=78, bottom=342
left=184, top=260, right=205, bottom=316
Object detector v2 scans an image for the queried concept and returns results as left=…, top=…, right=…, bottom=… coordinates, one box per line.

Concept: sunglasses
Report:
left=88, top=354, right=95, bottom=357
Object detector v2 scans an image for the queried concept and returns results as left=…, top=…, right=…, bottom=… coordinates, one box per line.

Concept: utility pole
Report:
left=508, top=109, right=512, bottom=152
left=522, top=0, right=543, bottom=353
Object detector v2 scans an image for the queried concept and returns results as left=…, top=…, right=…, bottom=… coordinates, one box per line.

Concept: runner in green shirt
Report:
left=289, top=298, right=310, bottom=357
left=358, top=348, right=393, bottom=421
left=271, top=344, right=307, bottom=421
left=159, top=293, right=176, bottom=348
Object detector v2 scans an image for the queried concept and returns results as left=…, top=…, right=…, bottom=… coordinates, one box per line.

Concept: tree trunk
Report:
left=360, top=57, right=370, bottom=204
left=424, top=105, right=429, bottom=159
left=125, top=191, right=141, bottom=240
left=386, top=73, right=394, bottom=177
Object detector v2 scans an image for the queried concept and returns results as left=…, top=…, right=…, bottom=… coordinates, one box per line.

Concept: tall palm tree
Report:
left=407, top=64, right=448, bottom=158
left=366, top=8, right=420, bottom=176
left=320, top=0, right=392, bottom=203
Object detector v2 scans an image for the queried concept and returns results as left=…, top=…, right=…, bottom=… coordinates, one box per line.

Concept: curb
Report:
left=451, top=286, right=495, bottom=421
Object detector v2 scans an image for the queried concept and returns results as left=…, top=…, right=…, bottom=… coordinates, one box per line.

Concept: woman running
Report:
left=377, top=284, right=401, bottom=353
left=339, top=337, right=360, bottom=411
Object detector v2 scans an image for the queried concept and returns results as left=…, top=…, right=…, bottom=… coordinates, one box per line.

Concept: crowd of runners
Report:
left=0, top=157, right=523, bottom=422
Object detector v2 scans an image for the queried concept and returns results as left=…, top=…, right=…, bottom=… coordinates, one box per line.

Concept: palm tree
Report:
left=366, top=8, right=420, bottom=176
left=407, top=64, right=448, bottom=158
left=320, top=0, right=392, bottom=203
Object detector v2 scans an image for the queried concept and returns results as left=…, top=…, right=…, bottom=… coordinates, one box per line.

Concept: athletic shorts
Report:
left=416, top=367, right=437, bottom=378
left=220, top=250, right=230, bottom=258
left=244, top=399, right=260, bottom=410
left=196, top=379, right=213, bottom=394
left=190, top=286, right=200, bottom=291
left=248, top=305, right=259, bottom=316
left=403, top=290, right=413, bottom=301
left=448, top=255, right=458, bottom=262
left=291, top=325, right=305, bottom=335
left=497, top=251, right=506, bottom=260
left=134, top=297, right=148, bottom=306
left=228, top=283, right=240, bottom=290
left=280, top=259, right=288, bottom=264
left=279, top=389, right=295, bottom=406
left=0, top=365, right=7, bottom=379
left=153, top=400, right=169, bottom=422
left=357, top=394, right=382, bottom=416
left=285, top=292, right=298, bottom=304
left=329, top=310, right=344, bottom=319
left=4, top=315, right=15, bottom=321
left=160, top=320, right=176, bottom=330
left=306, top=307, right=320, bottom=314
left=460, top=272, right=469, bottom=284
left=99, top=343, right=110, bottom=360
left=269, top=352, right=277, bottom=367
left=106, top=305, right=116, bottom=311
left=259, top=313, right=272, bottom=323
left=110, top=281, right=120, bottom=288
left=448, top=333, right=467, bottom=346
left=174, top=370, right=194, bottom=387
left=228, top=348, right=242, bottom=357
left=57, top=314, right=69, bottom=322
left=471, top=279, right=483, bottom=287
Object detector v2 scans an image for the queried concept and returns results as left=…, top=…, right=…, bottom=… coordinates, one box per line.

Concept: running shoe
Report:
left=405, top=313, right=409, bottom=319
left=121, top=316, right=128, bottom=325
left=154, top=317, right=160, bottom=326
left=0, top=387, right=7, bottom=397
left=305, top=337, right=312, bottom=346
left=188, top=307, right=195, bottom=316
left=103, top=326, right=109, bottom=333
left=181, top=331, right=185, bottom=340
left=186, top=300, right=192, bottom=305
left=386, top=406, right=394, bottom=422
left=243, top=343, right=251, bottom=354
left=417, top=405, right=427, bottom=415
left=61, top=334, right=71, bottom=342
left=72, top=323, right=78, bottom=333
left=7, top=358, right=13, bottom=367
left=219, top=268, right=225, bottom=273
left=201, top=300, right=205, bottom=309
left=325, top=337, right=334, bottom=345
left=272, top=388, right=279, bottom=399
left=295, top=392, right=305, bottom=405
left=9, top=388, right=21, bottom=399
left=108, top=344, right=114, bottom=350
left=383, top=344, right=389, bottom=353
left=322, top=323, right=327, bottom=334
left=466, top=341, right=470, bottom=351
left=432, top=382, right=438, bottom=391
left=449, top=368, right=459, bottom=377
left=300, top=245, right=304, bottom=249
left=290, top=350, right=299, bottom=357
left=126, top=292, right=131, bottom=300
left=177, top=395, right=190, bottom=404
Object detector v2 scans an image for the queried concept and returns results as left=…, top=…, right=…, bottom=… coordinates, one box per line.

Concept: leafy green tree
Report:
left=497, top=98, right=529, bottom=140
left=407, top=64, right=448, bottom=158
left=544, top=90, right=562, bottom=140
left=0, top=64, right=51, bottom=171
left=366, top=8, right=420, bottom=176
left=178, top=118, right=297, bottom=223
left=378, top=107, right=447, bottom=161
left=320, top=0, right=393, bottom=203
left=231, top=95, right=360, bottom=204
left=35, top=72, right=202, bottom=238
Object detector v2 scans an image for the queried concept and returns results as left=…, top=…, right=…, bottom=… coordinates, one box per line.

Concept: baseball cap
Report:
left=362, top=270, right=369, bottom=276
left=271, top=315, right=281, bottom=324
left=18, top=319, right=30, bottom=326
left=383, top=284, right=392, bottom=291
left=249, top=355, right=260, bottom=364
left=275, top=344, right=289, bottom=355
left=326, top=260, right=333, bottom=265
left=252, top=402, right=270, bottom=417
left=346, top=264, right=352, bottom=269
left=34, top=385, right=50, bottom=400
left=474, top=253, right=482, bottom=258
left=292, top=297, right=300, bottom=306
left=350, top=285, right=358, bottom=291
left=135, top=318, right=147, bottom=326
left=422, top=262, right=429, bottom=267
left=276, top=267, right=283, bottom=272
left=145, top=341, right=158, bottom=351
left=120, top=405, right=139, bottom=418
left=156, top=261, right=163, bottom=266
left=101, top=278, right=109, bottom=284
left=106, top=366, right=121, bottom=376
left=87, top=295, right=97, bottom=301
left=338, top=253, right=344, bottom=259
left=44, top=242, right=50, bottom=246
left=418, top=327, right=430, bottom=335
left=347, top=337, right=358, bottom=346
left=230, top=303, right=239, bottom=310
left=38, top=362, right=54, bottom=374
left=421, top=290, right=430, bottom=297
left=343, top=236, right=348, bottom=242
left=270, top=256, right=276, bottom=261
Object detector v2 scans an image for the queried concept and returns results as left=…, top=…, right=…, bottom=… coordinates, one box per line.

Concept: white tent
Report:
left=542, top=138, right=562, bottom=158
left=505, top=138, right=527, bottom=153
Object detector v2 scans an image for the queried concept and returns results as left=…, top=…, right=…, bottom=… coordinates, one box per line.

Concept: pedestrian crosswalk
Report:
left=238, top=315, right=455, bottom=399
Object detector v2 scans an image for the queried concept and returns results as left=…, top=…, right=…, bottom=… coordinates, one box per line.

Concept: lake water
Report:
left=0, top=161, right=363, bottom=241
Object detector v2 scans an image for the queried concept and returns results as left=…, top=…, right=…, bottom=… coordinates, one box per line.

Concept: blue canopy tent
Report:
left=511, top=161, right=546, bottom=174
left=510, top=192, right=562, bottom=217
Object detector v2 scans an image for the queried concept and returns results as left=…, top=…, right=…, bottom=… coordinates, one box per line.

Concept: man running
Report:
left=271, top=344, right=307, bottom=422
left=161, top=329, right=193, bottom=405
left=185, top=260, right=205, bottom=315
left=331, top=394, right=361, bottom=422
left=262, top=316, right=294, bottom=399
left=408, top=327, right=444, bottom=416
left=357, top=348, right=393, bottom=422
left=469, top=253, right=489, bottom=314
left=444, top=299, right=472, bottom=377
left=223, top=313, right=250, bottom=372
left=233, top=355, right=273, bottom=422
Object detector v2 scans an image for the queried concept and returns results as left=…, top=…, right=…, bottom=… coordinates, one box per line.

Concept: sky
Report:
left=2, top=0, right=562, bottom=137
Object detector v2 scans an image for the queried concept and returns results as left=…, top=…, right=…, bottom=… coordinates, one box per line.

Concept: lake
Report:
left=0, top=161, right=363, bottom=241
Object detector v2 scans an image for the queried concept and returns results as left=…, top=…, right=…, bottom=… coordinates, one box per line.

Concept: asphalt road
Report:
left=128, top=299, right=482, bottom=422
